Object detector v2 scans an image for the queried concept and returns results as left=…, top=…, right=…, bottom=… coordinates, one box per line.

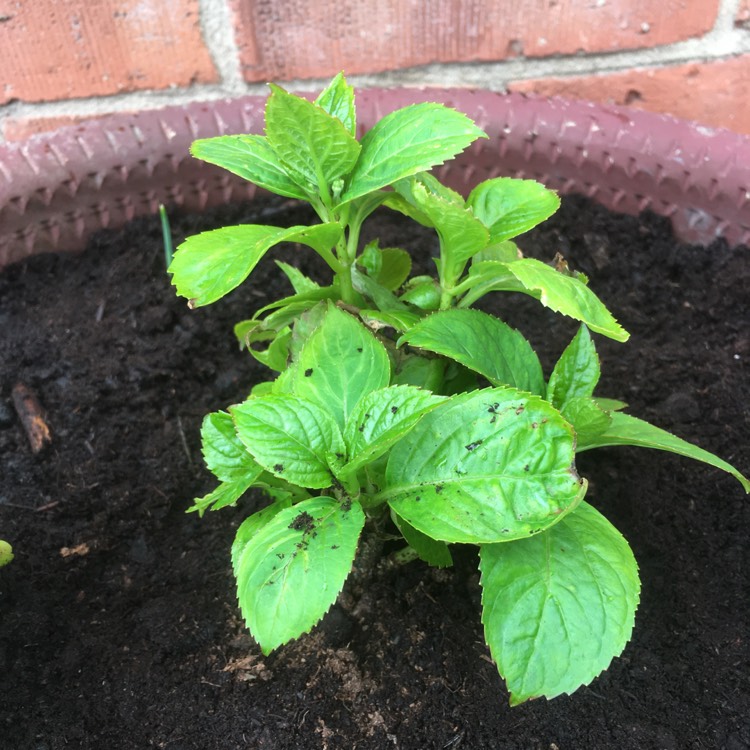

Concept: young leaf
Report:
left=169, top=223, right=341, bottom=307
left=293, top=304, right=391, bottom=429
left=314, top=71, right=356, bottom=135
left=265, top=84, right=361, bottom=196
left=504, top=258, right=629, bottom=342
left=247, top=326, right=292, bottom=373
left=234, top=319, right=261, bottom=350
left=561, top=397, right=612, bottom=443
left=342, top=385, right=445, bottom=476
left=392, top=177, right=489, bottom=286
left=578, top=412, right=750, bottom=492
left=383, top=388, right=583, bottom=543
left=231, top=394, right=345, bottom=489
left=190, top=135, right=308, bottom=200
left=479, top=499, right=640, bottom=705
left=547, top=325, right=600, bottom=408
left=391, top=510, right=453, bottom=568
left=343, top=103, right=487, bottom=202
left=399, top=279, right=442, bottom=311
left=276, top=261, right=321, bottom=294
left=468, top=178, right=561, bottom=243
left=359, top=243, right=412, bottom=291
left=400, top=309, right=545, bottom=396
left=234, top=497, right=365, bottom=654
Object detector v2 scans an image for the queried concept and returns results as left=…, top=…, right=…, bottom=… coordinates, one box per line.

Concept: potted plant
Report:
left=1, top=75, right=750, bottom=748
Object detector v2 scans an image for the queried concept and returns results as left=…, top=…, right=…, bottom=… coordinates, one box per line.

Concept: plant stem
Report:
left=389, top=545, right=419, bottom=566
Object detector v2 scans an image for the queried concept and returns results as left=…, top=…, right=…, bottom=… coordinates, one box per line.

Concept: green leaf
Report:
left=391, top=355, right=446, bottom=392
left=169, top=223, right=341, bottom=307
left=351, top=266, right=411, bottom=313
left=383, top=388, right=583, bottom=543
left=393, top=177, right=489, bottom=286
left=342, top=385, right=445, bottom=476
left=231, top=394, right=345, bottom=489
left=247, top=326, right=292, bottom=373
left=358, top=309, right=421, bottom=334
left=359, top=244, right=412, bottom=291
left=472, top=241, right=521, bottom=264
left=578, top=412, right=750, bottom=492
left=456, top=260, right=522, bottom=308
left=234, top=319, right=261, bottom=350
left=0, top=540, right=13, bottom=568
left=479, top=500, right=640, bottom=705
left=276, top=261, right=321, bottom=294
left=399, top=279, right=442, bottom=311
left=190, top=135, right=308, bottom=200
left=289, top=301, right=329, bottom=361
left=231, top=500, right=292, bottom=576
left=234, top=497, right=365, bottom=654
left=189, top=413, right=265, bottom=514
left=505, top=258, right=629, bottom=342
left=547, top=325, right=600, bottom=408
left=561, top=397, right=612, bottom=444
left=594, top=397, right=628, bottom=412
left=293, top=304, right=391, bottom=429
left=314, top=72, right=356, bottom=135
left=468, top=178, right=561, bottom=243
left=343, top=103, right=486, bottom=202
left=400, top=309, right=545, bottom=396
left=200, top=411, right=262, bottom=483
left=391, top=510, right=453, bottom=568
left=255, top=287, right=340, bottom=330
left=188, top=477, right=255, bottom=515
left=265, top=84, right=361, bottom=196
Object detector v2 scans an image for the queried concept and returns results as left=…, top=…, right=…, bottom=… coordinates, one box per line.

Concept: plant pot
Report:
left=1, top=92, right=748, bottom=749
left=2, top=90, right=750, bottom=270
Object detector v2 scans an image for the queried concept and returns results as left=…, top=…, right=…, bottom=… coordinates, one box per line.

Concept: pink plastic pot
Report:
left=1, top=90, right=749, bottom=270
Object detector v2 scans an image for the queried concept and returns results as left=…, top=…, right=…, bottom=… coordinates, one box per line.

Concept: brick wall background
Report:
left=1, top=0, right=749, bottom=143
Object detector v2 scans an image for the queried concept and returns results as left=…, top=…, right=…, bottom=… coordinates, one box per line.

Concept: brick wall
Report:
left=1, top=0, right=749, bottom=142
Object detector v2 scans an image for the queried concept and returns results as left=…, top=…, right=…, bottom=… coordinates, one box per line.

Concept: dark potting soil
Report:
left=0, top=194, right=748, bottom=750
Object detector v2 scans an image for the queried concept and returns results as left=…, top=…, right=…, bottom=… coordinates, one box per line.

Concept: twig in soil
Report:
left=95, top=300, right=106, bottom=323
left=11, top=383, right=51, bottom=453
left=35, top=500, right=59, bottom=512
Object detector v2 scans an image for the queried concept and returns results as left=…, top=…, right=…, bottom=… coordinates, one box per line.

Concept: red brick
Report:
left=229, top=0, right=719, bottom=81
left=737, top=1, right=750, bottom=26
left=508, top=56, right=750, bottom=136
left=0, top=0, right=217, bottom=105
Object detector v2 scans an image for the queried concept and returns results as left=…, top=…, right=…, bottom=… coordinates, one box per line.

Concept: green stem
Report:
left=439, top=286, right=454, bottom=310
left=389, top=545, right=419, bottom=566
left=337, top=255, right=356, bottom=304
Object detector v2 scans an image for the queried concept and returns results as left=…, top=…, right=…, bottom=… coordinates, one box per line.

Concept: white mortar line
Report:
left=198, top=0, right=245, bottom=92
left=716, top=0, right=745, bottom=33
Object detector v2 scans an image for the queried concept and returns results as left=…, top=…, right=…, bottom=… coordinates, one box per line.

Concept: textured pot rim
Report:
left=1, top=88, right=749, bottom=270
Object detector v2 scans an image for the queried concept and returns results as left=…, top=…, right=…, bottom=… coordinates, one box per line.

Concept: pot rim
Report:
left=1, top=88, right=749, bottom=269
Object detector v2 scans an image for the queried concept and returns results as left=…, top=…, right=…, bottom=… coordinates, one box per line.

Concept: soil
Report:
left=1, top=194, right=748, bottom=750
